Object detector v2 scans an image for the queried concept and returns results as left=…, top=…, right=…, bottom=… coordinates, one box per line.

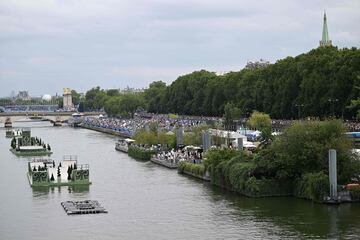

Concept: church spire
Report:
left=319, top=11, right=332, bottom=47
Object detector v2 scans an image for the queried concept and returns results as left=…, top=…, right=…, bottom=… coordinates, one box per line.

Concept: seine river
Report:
left=1, top=121, right=360, bottom=240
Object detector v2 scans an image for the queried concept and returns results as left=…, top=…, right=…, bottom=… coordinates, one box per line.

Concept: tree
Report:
left=248, top=111, right=272, bottom=144
left=50, top=173, right=55, bottom=181
left=67, top=166, right=72, bottom=180
left=255, top=120, right=360, bottom=184
left=144, top=81, right=167, bottom=113
left=133, top=129, right=157, bottom=145
left=138, top=47, right=360, bottom=119
left=84, top=86, right=109, bottom=111
left=11, top=137, right=16, bottom=149
left=119, top=93, right=143, bottom=118
left=104, top=96, right=122, bottom=116
left=106, top=89, right=120, bottom=97
left=57, top=166, right=61, bottom=177
left=71, top=90, right=81, bottom=106
left=47, top=144, right=51, bottom=151
left=223, top=102, right=242, bottom=130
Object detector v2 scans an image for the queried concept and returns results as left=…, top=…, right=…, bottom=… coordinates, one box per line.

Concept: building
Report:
left=245, top=59, right=270, bottom=70
left=17, top=91, right=30, bottom=100
left=120, top=86, right=145, bottom=94
left=63, top=88, right=73, bottom=110
left=319, top=11, right=332, bottom=47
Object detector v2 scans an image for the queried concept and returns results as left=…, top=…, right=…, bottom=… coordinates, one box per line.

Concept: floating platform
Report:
left=27, top=156, right=91, bottom=187
left=10, top=148, right=52, bottom=157
left=61, top=200, right=108, bottom=215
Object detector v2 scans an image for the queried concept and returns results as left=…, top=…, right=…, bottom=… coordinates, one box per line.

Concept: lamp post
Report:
left=328, top=98, right=339, bottom=117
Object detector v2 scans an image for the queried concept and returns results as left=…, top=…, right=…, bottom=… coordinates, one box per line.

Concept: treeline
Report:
left=83, top=46, right=360, bottom=119
left=83, top=87, right=144, bottom=117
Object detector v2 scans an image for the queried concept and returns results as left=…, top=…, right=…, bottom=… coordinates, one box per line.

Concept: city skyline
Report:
left=0, top=0, right=359, bottom=97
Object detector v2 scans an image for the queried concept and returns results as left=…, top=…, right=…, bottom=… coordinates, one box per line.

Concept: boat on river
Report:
left=115, top=138, right=135, bottom=153
left=4, top=117, right=12, bottom=128
left=68, top=113, right=84, bottom=127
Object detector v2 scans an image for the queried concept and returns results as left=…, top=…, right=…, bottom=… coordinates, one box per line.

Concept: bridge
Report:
left=0, top=112, right=104, bottom=127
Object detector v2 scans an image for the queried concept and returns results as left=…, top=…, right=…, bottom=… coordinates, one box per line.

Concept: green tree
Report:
left=106, top=89, right=120, bottom=97
left=223, top=102, right=242, bottom=130
left=104, top=96, right=122, bottom=116
left=144, top=81, right=167, bottom=113
left=256, top=120, right=360, bottom=183
left=248, top=111, right=272, bottom=143
left=71, top=90, right=81, bottom=106
left=119, top=93, right=143, bottom=118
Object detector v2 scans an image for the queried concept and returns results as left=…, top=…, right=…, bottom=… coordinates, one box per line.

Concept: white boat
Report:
left=115, top=138, right=135, bottom=153
left=68, top=113, right=84, bottom=127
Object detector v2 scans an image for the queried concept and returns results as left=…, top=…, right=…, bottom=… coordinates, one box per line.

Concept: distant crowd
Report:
left=82, top=114, right=218, bottom=137
left=82, top=114, right=360, bottom=137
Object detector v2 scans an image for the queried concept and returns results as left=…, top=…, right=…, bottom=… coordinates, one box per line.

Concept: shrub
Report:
left=128, top=146, right=157, bottom=160
left=294, top=172, right=329, bottom=202
left=349, top=188, right=360, bottom=201
left=256, top=120, right=360, bottom=184
left=178, top=162, right=206, bottom=177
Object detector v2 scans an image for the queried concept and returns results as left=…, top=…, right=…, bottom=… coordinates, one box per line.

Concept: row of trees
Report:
left=81, top=46, right=360, bottom=120
left=83, top=87, right=144, bottom=117
left=146, top=47, right=360, bottom=119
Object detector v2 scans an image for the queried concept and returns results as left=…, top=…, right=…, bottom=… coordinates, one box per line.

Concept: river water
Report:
left=1, top=121, right=360, bottom=240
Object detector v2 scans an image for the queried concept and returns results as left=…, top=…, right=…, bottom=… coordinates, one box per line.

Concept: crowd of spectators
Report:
left=82, top=115, right=220, bottom=137
left=82, top=114, right=360, bottom=139
left=345, top=121, right=360, bottom=132
left=153, top=147, right=203, bottom=165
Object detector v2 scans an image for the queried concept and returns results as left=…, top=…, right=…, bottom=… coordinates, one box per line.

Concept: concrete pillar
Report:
left=176, top=127, right=184, bottom=147
left=329, top=149, right=338, bottom=200
left=237, top=138, right=243, bottom=150
left=63, top=88, right=73, bottom=110
left=202, top=131, right=211, bottom=152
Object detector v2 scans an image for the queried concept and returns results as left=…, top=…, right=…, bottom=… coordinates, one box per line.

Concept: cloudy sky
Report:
left=0, top=0, right=359, bottom=97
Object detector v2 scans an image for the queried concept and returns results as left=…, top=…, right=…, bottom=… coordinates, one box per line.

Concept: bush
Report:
left=294, top=172, right=329, bottom=202
left=349, top=188, right=360, bottom=201
left=256, top=120, right=360, bottom=184
left=178, top=162, right=205, bottom=176
left=128, top=146, right=157, bottom=160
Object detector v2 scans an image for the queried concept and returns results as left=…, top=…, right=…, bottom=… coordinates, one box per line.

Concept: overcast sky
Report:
left=0, top=0, right=359, bottom=97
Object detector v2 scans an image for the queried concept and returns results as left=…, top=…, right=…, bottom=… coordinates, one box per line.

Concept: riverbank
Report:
left=80, top=119, right=360, bottom=204
left=81, top=124, right=131, bottom=138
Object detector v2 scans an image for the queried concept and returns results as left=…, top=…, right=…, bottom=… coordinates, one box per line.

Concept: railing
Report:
left=63, top=155, right=78, bottom=161
left=28, top=157, right=53, bottom=163
left=77, top=164, right=89, bottom=170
